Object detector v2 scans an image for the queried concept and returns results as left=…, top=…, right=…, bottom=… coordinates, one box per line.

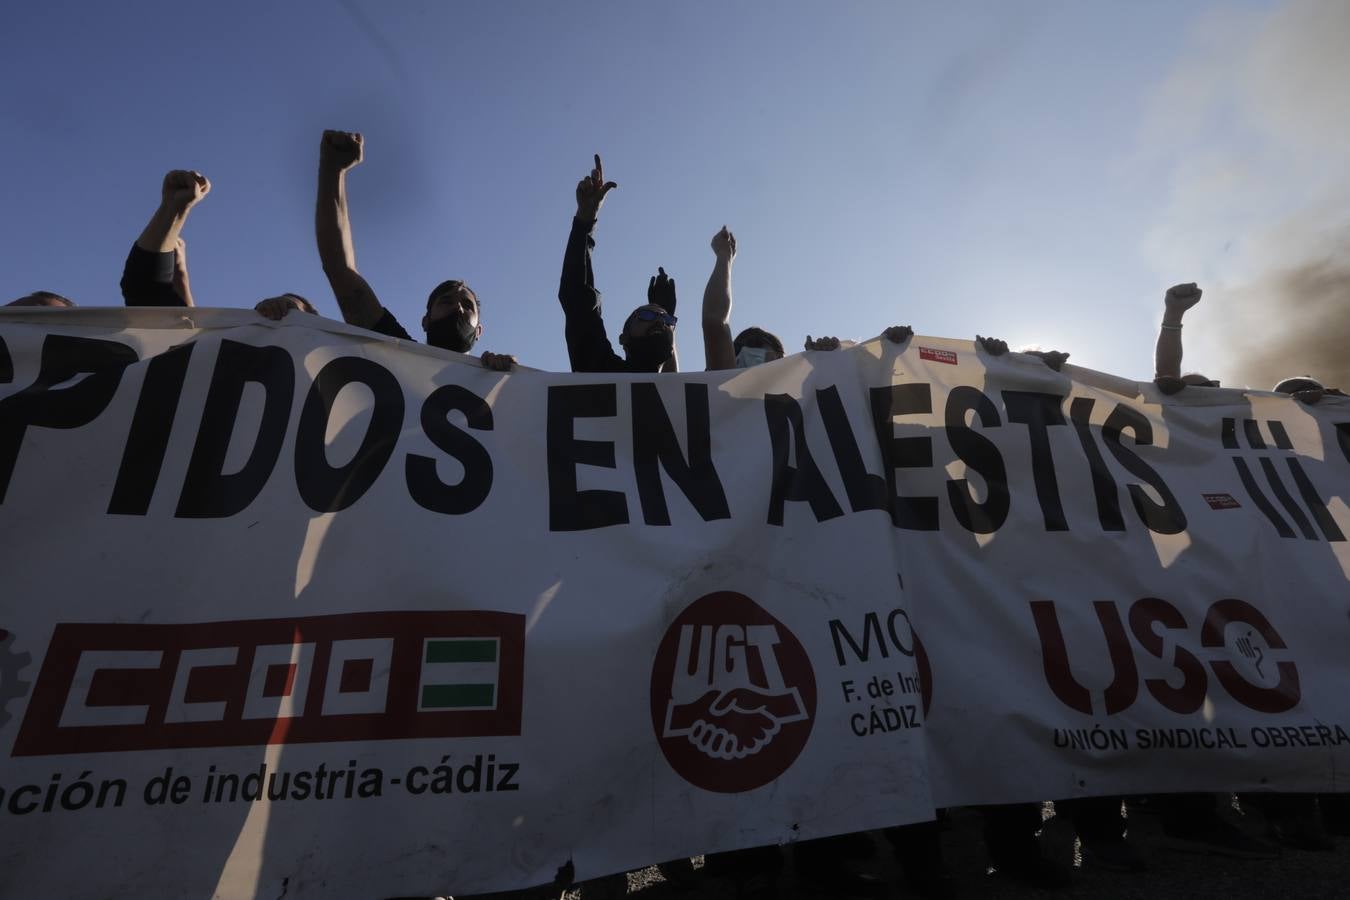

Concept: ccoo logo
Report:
left=650, top=591, right=816, bottom=793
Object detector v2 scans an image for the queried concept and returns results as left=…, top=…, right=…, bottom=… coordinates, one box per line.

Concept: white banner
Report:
left=1, top=310, right=1348, bottom=898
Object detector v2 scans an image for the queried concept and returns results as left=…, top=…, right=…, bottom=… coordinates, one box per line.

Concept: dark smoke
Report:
left=1228, top=249, right=1350, bottom=391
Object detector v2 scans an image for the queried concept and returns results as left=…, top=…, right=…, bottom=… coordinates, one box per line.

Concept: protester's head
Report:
left=732, top=326, right=785, bottom=368
left=8, top=291, right=74, bottom=308
left=1182, top=372, right=1219, bottom=388
left=422, top=280, right=481, bottom=352
left=1273, top=375, right=1323, bottom=394
left=619, top=304, right=677, bottom=372
left=283, top=293, right=318, bottom=315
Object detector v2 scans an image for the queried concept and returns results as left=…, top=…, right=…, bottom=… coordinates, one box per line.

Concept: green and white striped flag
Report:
left=419, top=638, right=500, bottom=710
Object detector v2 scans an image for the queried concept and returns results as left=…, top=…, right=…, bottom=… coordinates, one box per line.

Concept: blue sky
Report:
left=7, top=0, right=1339, bottom=383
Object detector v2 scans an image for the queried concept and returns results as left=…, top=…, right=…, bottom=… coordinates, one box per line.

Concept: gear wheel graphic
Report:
left=0, top=628, right=33, bottom=729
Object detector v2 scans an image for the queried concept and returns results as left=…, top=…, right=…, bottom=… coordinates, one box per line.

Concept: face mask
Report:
left=736, top=346, right=771, bottom=368
left=425, top=313, right=479, bottom=353
left=625, top=330, right=674, bottom=371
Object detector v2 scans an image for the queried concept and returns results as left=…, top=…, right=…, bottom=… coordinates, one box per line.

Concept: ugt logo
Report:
left=650, top=591, right=816, bottom=793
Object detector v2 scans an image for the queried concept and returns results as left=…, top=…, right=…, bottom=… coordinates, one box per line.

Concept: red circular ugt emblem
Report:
left=650, top=592, right=816, bottom=793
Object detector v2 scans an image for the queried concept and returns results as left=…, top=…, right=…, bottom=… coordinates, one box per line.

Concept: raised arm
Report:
left=559, top=155, right=621, bottom=372
left=702, top=227, right=737, bottom=371
left=648, top=267, right=680, bottom=372
left=1155, top=282, right=1201, bottom=378
left=121, top=170, right=209, bottom=307
left=170, top=238, right=195, bottom=307
left=315, top=130, right=383, bottom=329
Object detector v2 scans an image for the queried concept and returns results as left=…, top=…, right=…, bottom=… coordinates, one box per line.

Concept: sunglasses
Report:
left=633, top=309, right=677, bottom=326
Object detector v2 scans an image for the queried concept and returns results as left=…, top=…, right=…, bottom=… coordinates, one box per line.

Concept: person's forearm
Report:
left=316, top=166, right=357, bottom=274
left=135, top=204, right=190, bottom=254
left=702, top=256, right=735, bottom=370
left=173, top=272, right=195, bottom=307
left=1155, top=309, right=1185, bottom=378
left=559, top=216, right=598, bottom=310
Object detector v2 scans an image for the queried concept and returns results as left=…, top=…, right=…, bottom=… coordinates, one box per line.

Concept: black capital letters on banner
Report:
left=869, top=384, right=938, bottom=530
left=0, top=336, right=11, bottom=383
left=294, top=357, right=405, bottom=512
left=0, top=334, right=138, bottom=504
left=1335, top=423, right=1350, bottom=468
left=1068, top=397, right=1125, bottom=532
left=632, top=383, right=730, bottom=525
left=945, top=386, right=1009, bottom=534
left=764, top=393, right=844, bottom=526
left=548, top=384, right=628, bottom=531
left=817, top=385, right=888, bottom=514
left=1100, top=405, right=1187, bottom=535
left=175, top=340, right=295, bottom=518
left=109, top=344, right=196, bottom=515
left=1003, top=391, right=1069, bottom=531
left=406, top=384, right=493, bottom=515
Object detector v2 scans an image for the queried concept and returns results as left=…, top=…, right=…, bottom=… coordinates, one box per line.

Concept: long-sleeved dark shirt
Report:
left=120, top=244, right=183, bottom=307
left=370, top=308, right=415, bottom=341
left=557, top=216, right=675, bottom=374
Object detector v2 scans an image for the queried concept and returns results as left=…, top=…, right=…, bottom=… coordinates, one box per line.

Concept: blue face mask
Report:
left=736, top=346, right=771, bottom=368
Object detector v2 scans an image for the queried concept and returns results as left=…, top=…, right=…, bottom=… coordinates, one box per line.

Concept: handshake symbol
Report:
left=663, top=687, right=809, bottom=760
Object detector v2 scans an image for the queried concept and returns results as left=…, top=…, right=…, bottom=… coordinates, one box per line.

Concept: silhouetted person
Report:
left=313, top=130, right=514, bottom=370
left=558, top=155, right=677, bottom=374
left=121, top=169, right=210, bottom=307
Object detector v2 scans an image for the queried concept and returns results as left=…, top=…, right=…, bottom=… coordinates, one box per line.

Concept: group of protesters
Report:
left=9, top=130, right=1337, bottom=405
left=6, top=131, right=1346, bottom=900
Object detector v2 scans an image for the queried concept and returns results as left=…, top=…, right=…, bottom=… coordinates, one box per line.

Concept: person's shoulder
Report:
left=369, top=307, right=415, bottom=341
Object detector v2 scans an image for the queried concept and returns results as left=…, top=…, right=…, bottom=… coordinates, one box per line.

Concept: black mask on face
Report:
left=624, top=329, right=674, bottom=371
left=425, top=313, right=479, bottom=353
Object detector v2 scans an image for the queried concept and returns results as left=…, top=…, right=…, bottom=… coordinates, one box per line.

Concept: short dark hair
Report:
left=733, top=326, right=784, bottom=357
left=283, top=293, right=317, bottom=315
left=7, top=291, right=75, bottom=308
left=426, top=280, right=477, bottom=312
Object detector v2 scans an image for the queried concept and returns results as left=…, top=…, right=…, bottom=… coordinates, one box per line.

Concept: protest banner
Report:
left=1, top=309, right=1348, bottom=898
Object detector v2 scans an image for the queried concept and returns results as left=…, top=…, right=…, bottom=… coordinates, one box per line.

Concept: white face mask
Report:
left=736, top=346, right=771, bottom=368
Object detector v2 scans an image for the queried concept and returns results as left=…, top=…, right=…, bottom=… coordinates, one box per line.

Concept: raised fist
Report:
left=575, top=154, right=617, bottom=219
left=320, top=130, right=364, bottom=172
left=647, top=267, right=676, bottom=312
left=711, top=226, right=736, bottom=260
left=805, top=335, right=842, bottom=351
left=161, top=170, right=210, bottom=211
left=884, top=325, right=913, bottom=344
left=1164, top=282, right=1203, bottom=313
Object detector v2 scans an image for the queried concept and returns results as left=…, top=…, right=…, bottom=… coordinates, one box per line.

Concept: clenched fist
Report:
left=1164, top=282, right=1203, bottom=313
left=320, top=130, right=364, bottom=172
left=711, top=226, right=736, bottom=261
left=161, top=170, right=210, bottom=212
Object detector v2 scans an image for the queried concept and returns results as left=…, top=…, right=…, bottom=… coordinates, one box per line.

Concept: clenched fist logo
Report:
left=650, top=592, right=816, bottom=793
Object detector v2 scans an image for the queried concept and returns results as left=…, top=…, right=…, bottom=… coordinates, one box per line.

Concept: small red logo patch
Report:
left=1203, top=493, right=1242, bottom=510
left=918, top=347, right=957, bottom=365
